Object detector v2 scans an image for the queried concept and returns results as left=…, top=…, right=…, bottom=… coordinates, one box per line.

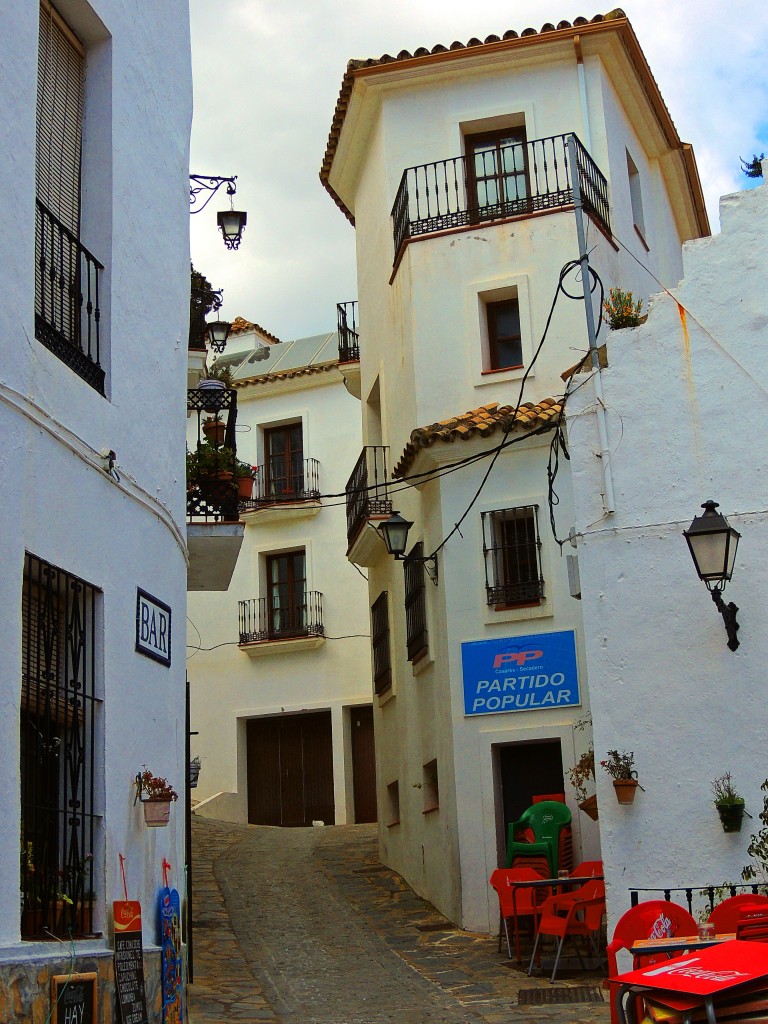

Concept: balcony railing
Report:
left=630, top=884, right=767, bottom=917
left=238, top=592, right=325, bottom=643
left=345, top=446, right=392, bottom=546
left=240, top=457, right=320, bottom=510
left=187, top=386, right=240, bottom=523
left=35, top=199, right=105, bottom=393
left=391, top=133, right=611, bottom=258
left=337, top=301, right=360, bottom=362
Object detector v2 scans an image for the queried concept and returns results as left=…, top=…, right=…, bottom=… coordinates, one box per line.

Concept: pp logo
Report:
left=492, top=650, right=543, bottom=669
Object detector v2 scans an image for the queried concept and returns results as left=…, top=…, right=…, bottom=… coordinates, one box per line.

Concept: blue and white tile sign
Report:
left=461, top=630, right=579, bottom=716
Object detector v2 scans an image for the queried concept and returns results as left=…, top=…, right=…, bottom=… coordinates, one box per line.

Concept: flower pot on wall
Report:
left=716, top=802, right=744, bottom=833
left=579, top=794, right=599, bottom=820
left=143, top=799, right=172, bottom=827
left=202, top=418, right=226, bottom=446
left=613, top=779, right=638, bottom=804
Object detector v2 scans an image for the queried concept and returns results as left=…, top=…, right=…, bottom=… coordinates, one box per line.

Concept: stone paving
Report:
left=187, top=817, right=611, bottom=1024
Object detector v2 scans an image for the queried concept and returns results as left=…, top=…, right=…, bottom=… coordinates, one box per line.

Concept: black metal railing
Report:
left=337, top=301, right=360, bottom=362
left=238, top=592, right=325, bottom=643
left=241, top=457, right=320, bottom=509
left=391, top=133, right=610, bottom=258
left=187, top=386, right=240, bottom=523
left=404, top=544, right=428, bottom=662
left=482, top=506, right=544, bottom=607
left=345, top=446, right=393, bottom=546
left=21, top=553, right=99, bottom=940
left=35, top=199, right=105, bottom=394
left=630, top=884, right=767, bottom=917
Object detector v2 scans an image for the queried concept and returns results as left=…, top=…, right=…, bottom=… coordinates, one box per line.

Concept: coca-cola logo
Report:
left=649, top=913, right=672, bottom=939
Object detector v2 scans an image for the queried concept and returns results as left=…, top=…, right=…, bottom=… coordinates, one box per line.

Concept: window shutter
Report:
left=36, top=1, right=84, bottom=237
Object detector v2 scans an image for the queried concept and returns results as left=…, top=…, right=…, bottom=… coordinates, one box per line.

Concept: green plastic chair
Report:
left=506, top=801, right=572, bottom=876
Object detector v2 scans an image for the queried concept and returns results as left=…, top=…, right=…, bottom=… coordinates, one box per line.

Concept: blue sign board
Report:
left=461, top=630, right=579, bottom=716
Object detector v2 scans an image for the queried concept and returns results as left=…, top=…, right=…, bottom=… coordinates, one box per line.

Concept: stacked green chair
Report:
left=506, top=801, right=572, bottom=876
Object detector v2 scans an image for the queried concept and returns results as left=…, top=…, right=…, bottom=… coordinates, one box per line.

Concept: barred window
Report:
left=21, top=553, right=100, bottom=939
left=404, top=542, right=428, bottom=662
left=370, top=592, right=392, bottom=695
left=482, top=505, right=544, bottom=607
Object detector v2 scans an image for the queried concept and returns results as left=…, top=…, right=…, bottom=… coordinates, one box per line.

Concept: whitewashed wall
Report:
left=567, top=176, right=768, bottom=936
left=0, top=0, right=191, bottom=951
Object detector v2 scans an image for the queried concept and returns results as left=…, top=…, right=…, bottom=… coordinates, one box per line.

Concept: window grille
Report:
left=482, top=505, right=544, bottom=606
left=21, top=552, right=100, bottom=939
left=404, top=543, right=428, bottom=662
left=370, top=592, right=392, bottom=694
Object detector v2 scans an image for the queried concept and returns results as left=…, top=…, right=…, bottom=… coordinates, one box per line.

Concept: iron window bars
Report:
left=404, top=542, right=429, bottom=662
left=21, top=552, right=99, bottom=939
left=371, top=592, right=392, bottom=695
left=482, top=505, right=544, bottom=607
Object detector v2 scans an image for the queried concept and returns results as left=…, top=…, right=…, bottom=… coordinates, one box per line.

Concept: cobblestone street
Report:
left=187, top=817, right=610, bottom=1024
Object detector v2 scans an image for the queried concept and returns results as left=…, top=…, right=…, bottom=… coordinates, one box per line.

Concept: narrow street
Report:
left=187, top=817, right=610, bottom=1024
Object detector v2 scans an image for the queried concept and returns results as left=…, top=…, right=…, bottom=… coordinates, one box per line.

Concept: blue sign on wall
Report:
left=461, top=630, right=580, bottom=717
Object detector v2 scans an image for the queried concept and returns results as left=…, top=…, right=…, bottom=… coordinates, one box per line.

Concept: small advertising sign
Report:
left=135, top=589, right=172, bottom=667
left=51, top=973, right=97, bottom=1024
left=461, top=630, right=579, bottom=716
left=617, top=939, right=768, bottom=997
left=160, top=886, right=184, bottom=1024
left=114, top=900, right=149, bottom=1024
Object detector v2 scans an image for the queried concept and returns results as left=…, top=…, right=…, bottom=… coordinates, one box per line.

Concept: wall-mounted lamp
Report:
left=377, top=512, right=439, bottom=585
left=189, top=174, right=247, bottom=250
left=683, top=499, right=741, bottom=651
left=206, top=319, right=231, bottom=353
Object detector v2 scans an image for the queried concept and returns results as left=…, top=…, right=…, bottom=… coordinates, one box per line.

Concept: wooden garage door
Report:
left=247, top=712, right=334, bottom=827
left=351, top=706, right=377, bottom=823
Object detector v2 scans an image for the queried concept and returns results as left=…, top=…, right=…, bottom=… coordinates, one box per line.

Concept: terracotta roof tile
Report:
left=392, top=398, right=562, bottom=477
left=233, top=361, right=338, bottom=389
left=229, top=317, right=280, bottom=344
left=320, top=11, right=629, bottom=223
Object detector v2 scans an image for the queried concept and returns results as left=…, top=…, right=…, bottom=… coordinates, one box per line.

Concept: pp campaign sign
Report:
left=461, top=630, right=579, bottom=716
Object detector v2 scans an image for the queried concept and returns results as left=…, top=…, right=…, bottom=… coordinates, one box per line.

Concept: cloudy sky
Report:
left=189, top=1, right=768, bottom=342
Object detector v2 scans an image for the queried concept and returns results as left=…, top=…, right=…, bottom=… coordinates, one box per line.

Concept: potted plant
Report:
left=202, top=415, right=226, bottom=447
left=186, top=443, right=236, bottom=484
left=568, top=714, right=597, bottom=819
left=601, top=749, right=642, bottom=804
left=603, top=287, right=644, bottom=329
left=197, top=360, right=234, bottom=412
left=189, top=756, right=202, bottom=789
left=234, top=458, right=255, bottom=500
left=712, top=772, right=746, bottom=833
left=135, top=770, right=179, bottom=827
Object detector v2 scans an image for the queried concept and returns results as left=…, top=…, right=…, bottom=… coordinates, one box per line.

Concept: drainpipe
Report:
left=567, top=134, right=616, bottom=514
left=573, top=35, right=593, bottom=152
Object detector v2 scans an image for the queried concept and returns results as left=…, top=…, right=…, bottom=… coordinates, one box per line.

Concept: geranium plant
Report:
left=136, top=770, right=178, bottom=802
left=603, top=287, right=643, bottom=329
left=600, top=749, right=637, bottom=781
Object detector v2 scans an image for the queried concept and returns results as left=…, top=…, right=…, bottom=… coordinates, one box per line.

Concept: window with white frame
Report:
left=626, top=149, right=646, bottom=242
left=482, top=505, right=544, bottom=607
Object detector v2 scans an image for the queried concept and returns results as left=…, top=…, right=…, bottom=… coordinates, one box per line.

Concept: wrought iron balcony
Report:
left=337, top=301, right=359, bottom=362
left=345, top=446, right=392, bottom=546
left=238, top=592, right=325, bottom=644
left=240, top=457, right=320, bottom=510
left=35, top=199, right=105, bottom=393
left=391, top=133, right=611, bottom=259
left=187, top=386, right=240, bottom=524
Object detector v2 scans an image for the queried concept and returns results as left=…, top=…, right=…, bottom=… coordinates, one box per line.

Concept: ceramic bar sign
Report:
left=135, top=588, right=172, bottom=666
left=114, top=901, right=149, bottom=1024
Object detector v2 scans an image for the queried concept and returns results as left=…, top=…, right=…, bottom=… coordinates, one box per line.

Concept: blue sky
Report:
left=189, top=1, right=768, bottom=341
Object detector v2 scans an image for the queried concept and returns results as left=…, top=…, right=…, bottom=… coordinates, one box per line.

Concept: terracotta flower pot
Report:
left=716, top=802, right=744, bottom=833
left=613, top=779, right=639, bottom=804
left=143, top=799, right=171, bottom=827
left=202, top=419, right=226, bottom=446
left=237, top=475, right=254, bottom=500
left=579, top=794, right=599, bottom=820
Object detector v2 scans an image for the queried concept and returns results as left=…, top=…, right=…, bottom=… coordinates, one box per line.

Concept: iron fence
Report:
left=187, top=387, right=240, bottom=523
left=241, top=457, right=320, bottom=509
left=345, top=446, right=393, bottom=545
left=629, top=884, right=767, bottom=916
left=337, top=301, right=360, bottom=362
left=238, top=592, right=325, bottom=643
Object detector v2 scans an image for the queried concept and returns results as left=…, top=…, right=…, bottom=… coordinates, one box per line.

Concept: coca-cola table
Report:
left=610, top=938, right=768, bottom=1024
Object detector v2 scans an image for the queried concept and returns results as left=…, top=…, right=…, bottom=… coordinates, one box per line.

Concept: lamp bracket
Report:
left=711, top=586, right=740, bottom=651
left=189, top=174, right=237, bottom=214
left=396, top=552, right=439, bottom=586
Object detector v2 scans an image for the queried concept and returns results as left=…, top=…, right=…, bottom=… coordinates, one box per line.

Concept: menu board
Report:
left=51, top=972, right=97, bottom=1024
left=113, top=900, right=149, bottom=1024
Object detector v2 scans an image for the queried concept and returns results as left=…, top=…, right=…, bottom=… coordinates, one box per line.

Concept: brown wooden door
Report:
left=351, top=706, right=377, bottom=823
left=247, top=712, right=334, bottom=827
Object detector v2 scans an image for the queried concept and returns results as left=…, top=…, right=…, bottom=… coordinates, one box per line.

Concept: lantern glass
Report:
left=217, top=209, right=247, bottom=241
left=206, top=320, right=231, bottom=353
left=377, top=513, right=413, bottom=558
left=684, top=501, right=740, bottom=584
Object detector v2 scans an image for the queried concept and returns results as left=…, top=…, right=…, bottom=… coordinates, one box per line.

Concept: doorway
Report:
left=350, top=706, right=377, bottom=823
left=497, top=739, right=564, bottom=859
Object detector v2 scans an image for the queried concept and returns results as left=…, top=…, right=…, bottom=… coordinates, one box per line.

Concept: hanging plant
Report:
left=712, top=772, right=747, bottom=833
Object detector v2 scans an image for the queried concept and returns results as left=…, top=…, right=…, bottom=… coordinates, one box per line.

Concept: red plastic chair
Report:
left=708, top=893, right=768, bottom=933
left=489, top=867, right=549, bottom=960
left=606, top=901, right=697, bottom=1024
left=527, top=892, right=605, bottom=982
left=571, top=859, right=603, bottom=878
left=532, top=793, right=566, bottom=804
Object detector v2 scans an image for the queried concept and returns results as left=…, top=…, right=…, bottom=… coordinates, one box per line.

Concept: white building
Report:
left=568, top=167, right=768, bottom=934
left=321, top=11, right=708, bottom=931
left=188, top=317, right=377, bottom=828
left=0, top=0, right=191, bottom=1013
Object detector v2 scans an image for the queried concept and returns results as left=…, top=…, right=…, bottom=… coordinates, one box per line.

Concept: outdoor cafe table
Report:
left=508, top=874, right=604, bottom=963
left=610, top=938, right=768, bottom=1024
left=630, top=933, right=736, bottom=959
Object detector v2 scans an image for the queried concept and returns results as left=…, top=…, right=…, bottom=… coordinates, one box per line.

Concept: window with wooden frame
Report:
left=370, top=592, right=392, bottom=695
left=21, top=552, right=100, bottom=940
left=264, top=422, right=304, bottom=500
left=486, top=298, right=523, bottom=371
left=404, top=542, right=429, bottom=662
left=466, top=128, right=529, bottom=221
left=266, top=549, right=307, bottom=639
left=482, top=505, right=544, bottom=607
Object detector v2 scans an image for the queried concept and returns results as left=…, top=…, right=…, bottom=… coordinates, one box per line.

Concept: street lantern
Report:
left=189, top=174, right=247, bottom=250
left=683, top=500, right=741, bottom=651
left=377, top=512, right=438, bottom=585
left=217, top=208, right=247, bottom=250
left=206, top=319, right=231, bottom=354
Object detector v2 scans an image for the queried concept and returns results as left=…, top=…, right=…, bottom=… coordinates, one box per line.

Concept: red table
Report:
left=611, top=939, right=768, bottom=1024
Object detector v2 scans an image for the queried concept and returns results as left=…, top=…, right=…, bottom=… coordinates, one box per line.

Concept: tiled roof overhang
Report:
left=233, top=361, right=338, bottom=389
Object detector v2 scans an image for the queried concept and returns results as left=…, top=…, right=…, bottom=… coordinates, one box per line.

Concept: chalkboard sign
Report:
left=51, top=972, right=97, bottom=1024
left=114, top=900, right=149, bottom=1024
